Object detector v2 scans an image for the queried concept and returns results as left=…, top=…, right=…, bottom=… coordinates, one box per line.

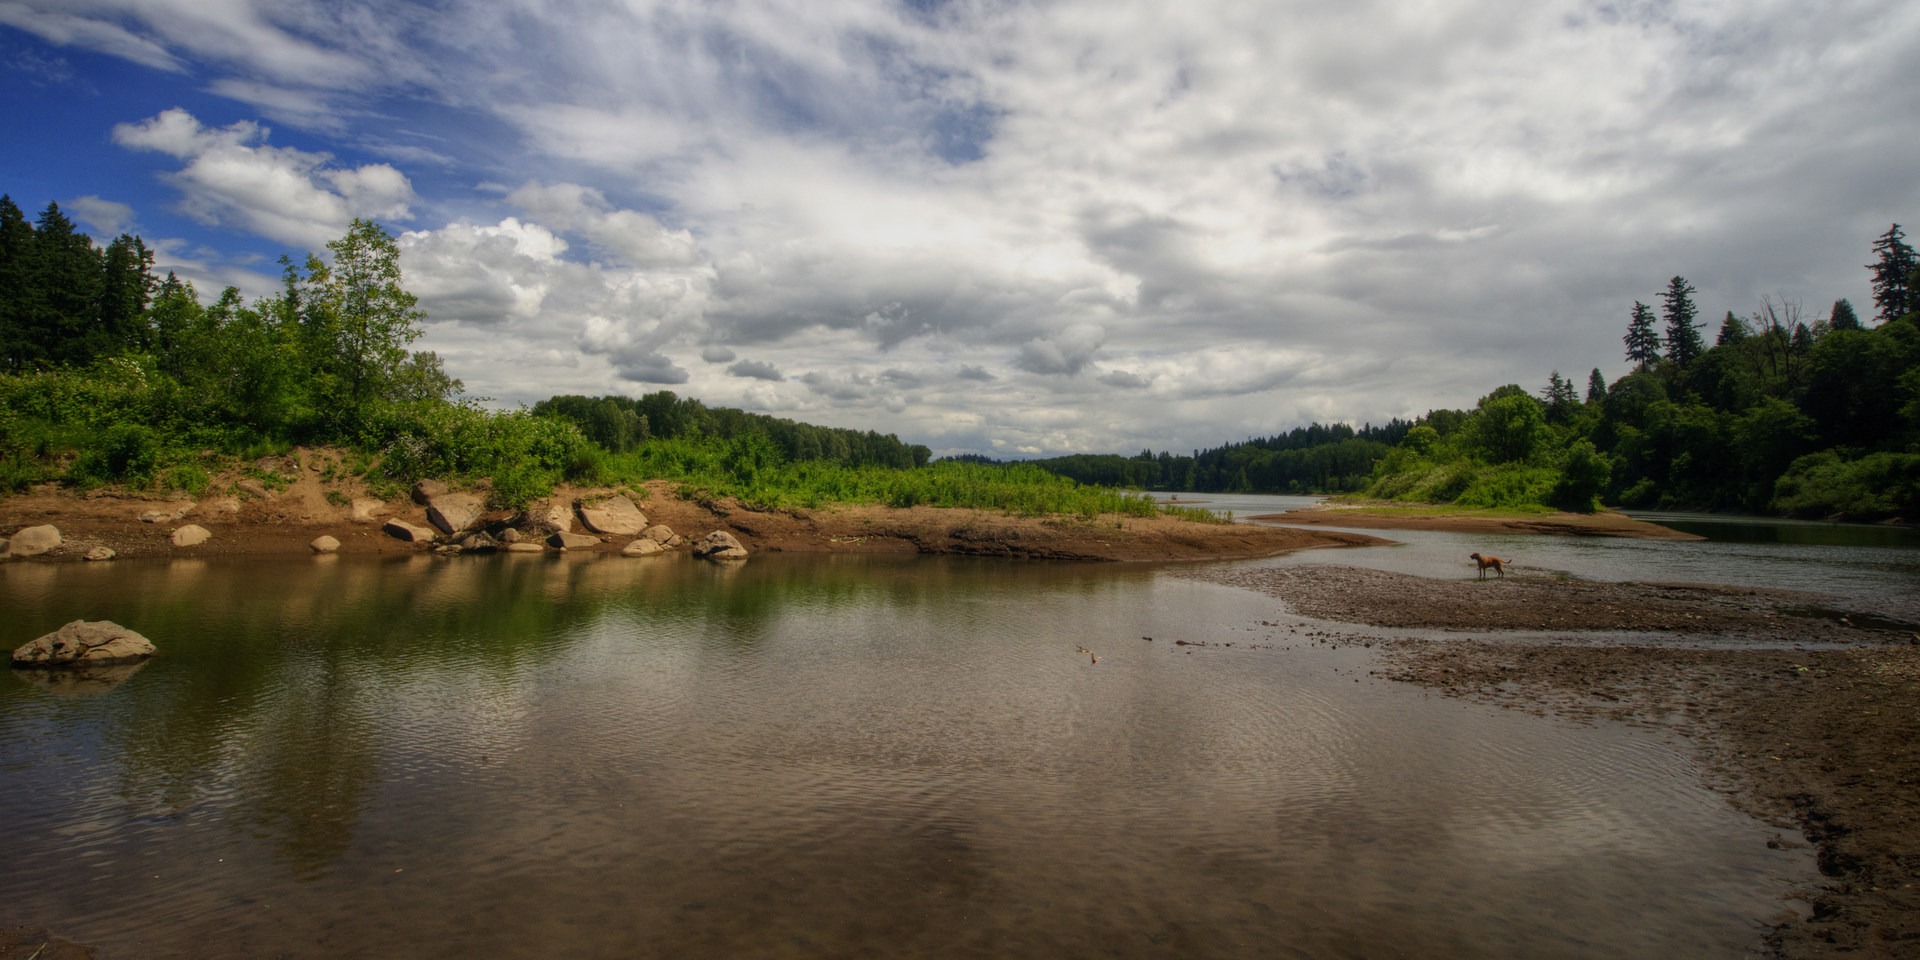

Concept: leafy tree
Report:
left=1661, top=276, right=1705, bottom=366
left=1829, top=298, right=1861, bottom=331
left=298, top=219, right=430, bottom=430
left=1469, top=387, right=1549, bottom=464
left=1868, top=224, right=1916, bottom=324
left=1624, top=300, right=1661, bottom=366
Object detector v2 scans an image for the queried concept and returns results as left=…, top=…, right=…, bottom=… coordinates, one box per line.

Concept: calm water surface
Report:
left=2, top=551, right=1819, bottom=958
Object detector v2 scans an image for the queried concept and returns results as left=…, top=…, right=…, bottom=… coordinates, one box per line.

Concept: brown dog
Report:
left=1469, top=552, right=1506, bottom=579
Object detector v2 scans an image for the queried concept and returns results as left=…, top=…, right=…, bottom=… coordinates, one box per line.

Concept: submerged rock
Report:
left=577, top=496, right=649, bottom=536
left=504, top=542, right=545, bottom=553
left=6, top=524, right=61, bottom=557
left=84, top=546, right=117, bottom=561
left=310, top=535, right=341, bottom=553
left=12, top=620, right=156, bottom=667
left=171, top=524, right=212, bottom=547
left=691, top=531, right=749, bottom=561
left=621, top=538, right=665, bottom=556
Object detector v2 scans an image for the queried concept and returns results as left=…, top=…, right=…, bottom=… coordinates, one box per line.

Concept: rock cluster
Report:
left=12, top=620, right=156, bottom=667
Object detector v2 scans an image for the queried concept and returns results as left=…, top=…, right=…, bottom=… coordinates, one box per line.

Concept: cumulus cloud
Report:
left=1014, top=323, right=1106, bottom=376
left=66, top=195, right=135, bottom=236
left=49, top=0, right=1920, bottom=456
left=113, top=108, right=414, bottom=249
left=727, top=359, right=784, bottom=381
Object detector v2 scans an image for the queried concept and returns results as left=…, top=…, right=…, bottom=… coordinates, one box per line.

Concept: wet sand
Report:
left=1189, top=563, right=1920, bottom=959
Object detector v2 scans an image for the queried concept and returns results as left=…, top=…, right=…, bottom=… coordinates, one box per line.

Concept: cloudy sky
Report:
left=4, top=0, right=1917, bottom=458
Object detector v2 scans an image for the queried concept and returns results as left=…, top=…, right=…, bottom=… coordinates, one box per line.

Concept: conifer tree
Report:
left=1660, top=275, right=1705, bottom=366
left=1717, top=310, right=1750, bottom=345
left=1828, top=298, right=1860, bottom=331
left=28, top=203, right=104, bottom=367
left=0, top=195, right=34, bottom=372
left=1868, top=224, right=1916, bottom=323
left=1624, top=301, right=1661, bottom=366
left=1586, top=368, right=1606, bottom=403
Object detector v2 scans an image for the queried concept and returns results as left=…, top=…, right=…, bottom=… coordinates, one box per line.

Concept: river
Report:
left=9, top=501, right=1913, bottom=958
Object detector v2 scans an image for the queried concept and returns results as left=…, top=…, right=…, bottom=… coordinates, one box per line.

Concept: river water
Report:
left=9, top=500, right=1911, bottom=958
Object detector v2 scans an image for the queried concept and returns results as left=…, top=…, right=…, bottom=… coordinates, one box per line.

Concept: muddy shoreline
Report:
left=1251, top=500, right=1707, bottom=539
left=1187, top=563, right=1920, bottom=959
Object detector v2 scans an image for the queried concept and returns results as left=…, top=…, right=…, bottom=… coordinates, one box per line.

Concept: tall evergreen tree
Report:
left=1660, top=275, right=1705, bottom=366
left=1586, top=368, right=1607, bottom=403
left=0, top=195, right=35, bottom=372
left=1868, top=224, right=1916, bottom=324
left=97, top=233, right=155, bottom=353
left=1717, top=310, right=1750, bottom=345
left=1541, top=370, right=1577, bottom=423
left=1624, top=300, right=1661, bottom=366
left=28, top=203, right=105, bottom=367
left=1829, top=298, right=1861, bottom=331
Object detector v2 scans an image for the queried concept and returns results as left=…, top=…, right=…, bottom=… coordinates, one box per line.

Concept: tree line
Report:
left=998, top=421, right=1412, bottom=494
left=530, top=392, right=930, bottom=470
left=1364, top=224, right=1920, bottom=519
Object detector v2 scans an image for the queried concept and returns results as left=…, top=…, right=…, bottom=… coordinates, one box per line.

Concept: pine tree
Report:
left=1586, top=368, right=1607, bottom=403
left=1624, top=301, right=1661, bottom=366
left=98, top=233, right=155, bottom=353
left=1829, top=298, right=1860, bottom=331
left=0, top=195, right=35, bottom=372
left=1660, top=275, right=1704, bottom=366
left=28, top=202, right=104, bottom=367
left=1716, top=310, right=1750, bottom=345
left=1867, top=224, right=1916, bottom=324
left=1541, top=370, right=1577, bottom=423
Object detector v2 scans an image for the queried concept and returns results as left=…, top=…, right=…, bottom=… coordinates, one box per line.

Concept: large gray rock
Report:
left=621, top=537, right=665, bottom=556
left=171, top=524, right=212, bottom=547
left=691, top=530, right=749, bottom=561
left=531, top=501, right=573, bottom=535
left=548, top=530, right=600, bottom=550
left=310, top=535, right=341, bottom=553
left=426, top=492, right=486, bottom=535
left=384, top=519, right=437, bottom=543
left=577, top=496, right=649, bottom=536
left=13, top=620, right=156, bottom=667
left=641, top=524, right=679, bottom=545
left=411, top=479, right=449, bottom=505
left=6, top=524, right=61, bottom=557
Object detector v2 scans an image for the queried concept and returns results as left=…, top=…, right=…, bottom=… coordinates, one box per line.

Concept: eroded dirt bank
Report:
left=1189, top=563, right=1920, bottom=959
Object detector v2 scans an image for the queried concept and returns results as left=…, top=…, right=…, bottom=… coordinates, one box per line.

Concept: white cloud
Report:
left=114, top=108, right=414, bottom=249
left=66, top=195, right=135, bottom=236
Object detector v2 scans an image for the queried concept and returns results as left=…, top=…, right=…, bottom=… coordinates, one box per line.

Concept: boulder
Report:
left=310, top=535, right=341, bottom=553
left=621, top=537, right=665, bottom=556
left=505, top=542, right=545, bottom=553
left=171, top=525, right=212, bottom=547
left=426, top=492, right=486, bottom=535
left=498, top=527, right=522, bottom=544
left=530, top=501, right=573, bottom=535
left=12, top=620, right=156, bottom=667
left=350, top=498, right=388, bottom=522
left=577, top=496, right=649, bottom=536
left=383, top=519, right=437, bottom=543
left=548, top=531, right=600, bottom=550
left=84, top=546, right=117, bottom=562
left=459, top=531, right=500, bottom=553
left=642, top=524, right=678, bottom=544
left=411, top=479, right=449, bottom=505
left=691, top=530, right=749, bottom=561
left=6, top=525, right=61, bottom=557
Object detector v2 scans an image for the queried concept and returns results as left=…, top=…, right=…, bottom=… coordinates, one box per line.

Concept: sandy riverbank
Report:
left=1250, top=499, right=1706, bottom=539
left=1188, top=563, right=1920, bottom=959
left=0, top=473, right=1385, bottom=565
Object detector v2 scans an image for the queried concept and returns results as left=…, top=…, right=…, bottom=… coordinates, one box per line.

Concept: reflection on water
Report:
left=2, top=553, right=1813, bottom=959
